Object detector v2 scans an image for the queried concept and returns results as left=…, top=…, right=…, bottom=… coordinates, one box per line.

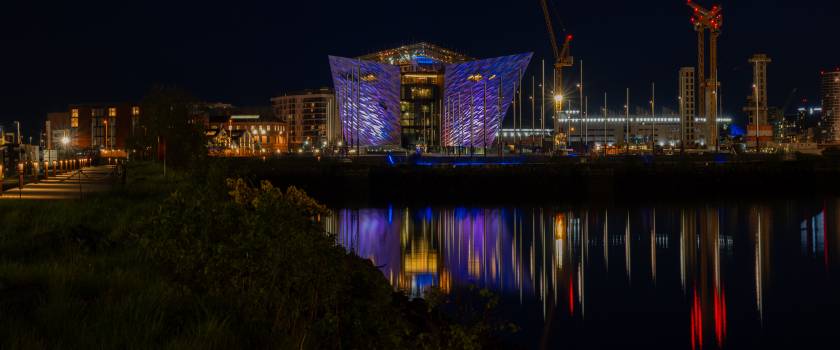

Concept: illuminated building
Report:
left=679, top=67, right=698, bottom=146
left=271, top=88, right=339, bottom=150
left=510, top=114, right=734, bottom=151
left=48, top=103, right=141, bottom=152
left=329, top=42, right=532, bottom=150
left=206, top=108, right=287, bottom=155
left=45, top=112, right=71, bottom=150
left=745, top=54, right=773, bottom=147
left=822, top=69, right=840, bottom=144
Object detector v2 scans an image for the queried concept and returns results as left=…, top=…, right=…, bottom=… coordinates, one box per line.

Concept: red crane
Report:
left=539, top=0, right=573, bottom=145
left=687, top=0, right=723, bottom=150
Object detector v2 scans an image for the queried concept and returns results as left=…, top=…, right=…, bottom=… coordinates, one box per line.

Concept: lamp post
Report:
left=603, top=92, right=608, bottom=157
left=651, top=82, right=656, bottom=155
left=554, top=94, right=563, bottom=152
left=679, top=95, right=684, bottom=155
left=577, top=83, right=582, bottom=152
left=104, top=119, right=109, bottom=150
left=18, top=162, right=23, bottom=199
left=626, top=88, right=630, bottom=155
left=61, top=136, right=70, bottom=174
left=753, top=84, right=760, bottom=151
left=579, top=60, right=585, bottom=152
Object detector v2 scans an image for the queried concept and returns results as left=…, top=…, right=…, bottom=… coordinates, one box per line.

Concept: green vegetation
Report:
left=0, top=161, right=513, bottom=349
left=128, top=86, right=207, bottom=167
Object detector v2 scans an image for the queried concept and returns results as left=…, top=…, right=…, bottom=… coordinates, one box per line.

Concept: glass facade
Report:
left=329, top=56, right=402, bottom=147
left=331, top=43, right=532, bottom=150
left=442, top=53, right=533, bottom=148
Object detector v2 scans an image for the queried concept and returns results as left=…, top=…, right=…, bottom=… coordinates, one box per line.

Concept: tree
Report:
left=130, top=85, right=206, bottom=168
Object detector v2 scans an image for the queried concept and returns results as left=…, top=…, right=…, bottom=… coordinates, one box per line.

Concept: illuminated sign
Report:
left=414, top=56, right=435, bottom=65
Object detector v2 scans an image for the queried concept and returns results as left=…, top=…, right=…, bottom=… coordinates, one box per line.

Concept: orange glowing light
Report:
left=554, top=213, right=566, bottom=240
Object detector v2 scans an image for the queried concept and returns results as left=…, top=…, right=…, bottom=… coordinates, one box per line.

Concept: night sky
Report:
left=2, top=0, right=838, bottom=137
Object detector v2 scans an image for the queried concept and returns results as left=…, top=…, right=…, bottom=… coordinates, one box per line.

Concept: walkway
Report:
left=0, top=165, right=117, bottom=200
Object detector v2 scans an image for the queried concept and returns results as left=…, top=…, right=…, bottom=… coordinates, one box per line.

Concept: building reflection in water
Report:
left=683, top=208, right=733, bottom=350
left=801, top=203, right=826, bottom=264
left=750, top=206, right=771, bottom=326
left=325, top=203, right=838, bottom=349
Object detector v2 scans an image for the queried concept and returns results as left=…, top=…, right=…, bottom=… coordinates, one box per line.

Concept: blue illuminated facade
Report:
left=329, top=56, right=401, bottom=147
left=330, top=43, right=531, bottom=149
left=443, top=53, right=532, bottom=148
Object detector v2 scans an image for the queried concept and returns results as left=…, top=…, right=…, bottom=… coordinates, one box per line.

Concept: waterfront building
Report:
left=679, top=67, right=698, bottom=147
left=329, top=42, right=532, bottom=151
left=822, top=69, right=840, bottom=144
left=270, top=88, right=339, bottom=151
left=523, top=114, right=733, bottom=152
left=45, top=112, right=71, bottom=150
left=206, top=107, right=287, bottom=155
left=48, top=103, right=141, bottom=154
left=745, top=54, right=773, bottom=147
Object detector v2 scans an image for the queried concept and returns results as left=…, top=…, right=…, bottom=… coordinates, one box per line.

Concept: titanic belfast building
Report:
left=329, top=43, right=532, bottom=151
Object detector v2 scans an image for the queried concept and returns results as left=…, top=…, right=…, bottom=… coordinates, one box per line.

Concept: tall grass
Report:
left=0, top=162, right=244, bottom=349
left=0, top=160, right=510, bottom=349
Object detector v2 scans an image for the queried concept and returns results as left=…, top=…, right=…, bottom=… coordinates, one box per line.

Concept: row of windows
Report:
left=227, top=124, right=284, bottom=132
left=69, top=106, right=140, bottom=128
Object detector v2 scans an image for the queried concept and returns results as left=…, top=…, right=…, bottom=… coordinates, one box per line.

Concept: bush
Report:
left=141, top=179, right=407, bottom=349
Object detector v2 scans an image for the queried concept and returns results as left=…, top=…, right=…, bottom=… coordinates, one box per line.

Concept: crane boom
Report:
left=539, top=0, right=573, bottom=71
left=539, top=0, right=574, bottom=149
left=539, top=0, right=562, bottom=60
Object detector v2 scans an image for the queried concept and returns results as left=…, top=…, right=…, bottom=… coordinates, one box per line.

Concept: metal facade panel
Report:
left=442, top=53, right=532, bottom=147
left=329, top=56, right=401, bottom=147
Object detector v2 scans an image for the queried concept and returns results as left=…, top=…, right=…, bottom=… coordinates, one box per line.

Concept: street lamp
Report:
left=753, top=84, right=760, bottom=151
left=678, top=95, right=683, bottom=142
left=554, top=94, right=564, bottom=150
left=103, top=119, right=108, bottom=150
left=577, top=83, right=583, bottom=152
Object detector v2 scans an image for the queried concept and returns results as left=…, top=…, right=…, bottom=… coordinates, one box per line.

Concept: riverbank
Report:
left=220, top=154, right=840, bottom=206
left=0, top=161, right=513, bottom=349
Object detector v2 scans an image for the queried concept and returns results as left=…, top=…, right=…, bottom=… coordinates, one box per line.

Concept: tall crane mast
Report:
left=687, top=0, right=723, bottom=151
left=539, top=0, right=573, bottom=144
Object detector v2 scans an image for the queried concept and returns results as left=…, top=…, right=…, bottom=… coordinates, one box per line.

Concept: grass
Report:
left=0, top=162, right=243, bottom=349
left=0, top=160, right=508, bottom=349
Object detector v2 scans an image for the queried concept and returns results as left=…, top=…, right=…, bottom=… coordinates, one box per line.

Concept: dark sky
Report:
left=2, top=0, right=838, bottom=136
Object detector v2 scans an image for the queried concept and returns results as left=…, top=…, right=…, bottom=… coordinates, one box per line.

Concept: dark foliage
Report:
left=129, top=85, right=206, bottom=168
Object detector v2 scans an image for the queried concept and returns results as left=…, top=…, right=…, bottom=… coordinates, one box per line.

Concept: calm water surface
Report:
left=327, top=199, right=840, bottom=349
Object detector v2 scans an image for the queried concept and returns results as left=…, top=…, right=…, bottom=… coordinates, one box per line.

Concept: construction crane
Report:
left=539, top=0, right=573, bottom=147
left=687, top=0, right=723, bottom=151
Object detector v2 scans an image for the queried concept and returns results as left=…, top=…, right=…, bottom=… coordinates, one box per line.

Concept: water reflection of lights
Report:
left=324, top=203, right=807, bottom=347
left=753, top=207, right=771, bottom=325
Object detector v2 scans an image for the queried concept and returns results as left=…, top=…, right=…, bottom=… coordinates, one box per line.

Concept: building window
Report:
left=71, top=109, right=79, bottom=128
left=108, top=107, right=117, bottom=117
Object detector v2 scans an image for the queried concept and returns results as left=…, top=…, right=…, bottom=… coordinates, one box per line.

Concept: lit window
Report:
left=108, top=108, right=117, bottom=117
left=132, top=106, right=140, bottom=116
left=71, top=109, right=79, bottom=128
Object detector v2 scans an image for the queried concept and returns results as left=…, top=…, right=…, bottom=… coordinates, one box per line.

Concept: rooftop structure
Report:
left=271, top=88, right=338, bottom=150
left=330, top=42, right=531, bottom=151
left=822, top=69, right=840, bottom=144
left=358, top=42, right=472, bottom=67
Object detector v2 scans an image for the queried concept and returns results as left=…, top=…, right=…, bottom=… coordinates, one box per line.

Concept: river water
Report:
left=327, top=199, right=840, bottom=349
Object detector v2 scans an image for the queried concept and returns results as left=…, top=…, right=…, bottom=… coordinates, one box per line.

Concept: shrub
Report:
left=141, top=179, right=406, bottom=349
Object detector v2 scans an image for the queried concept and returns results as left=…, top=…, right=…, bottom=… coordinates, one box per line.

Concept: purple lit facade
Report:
left=329, top=56, right=401, bottom=147
left=330, top=45, right=531, bottom=148
left=443, top=53, right=533, bottom=148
